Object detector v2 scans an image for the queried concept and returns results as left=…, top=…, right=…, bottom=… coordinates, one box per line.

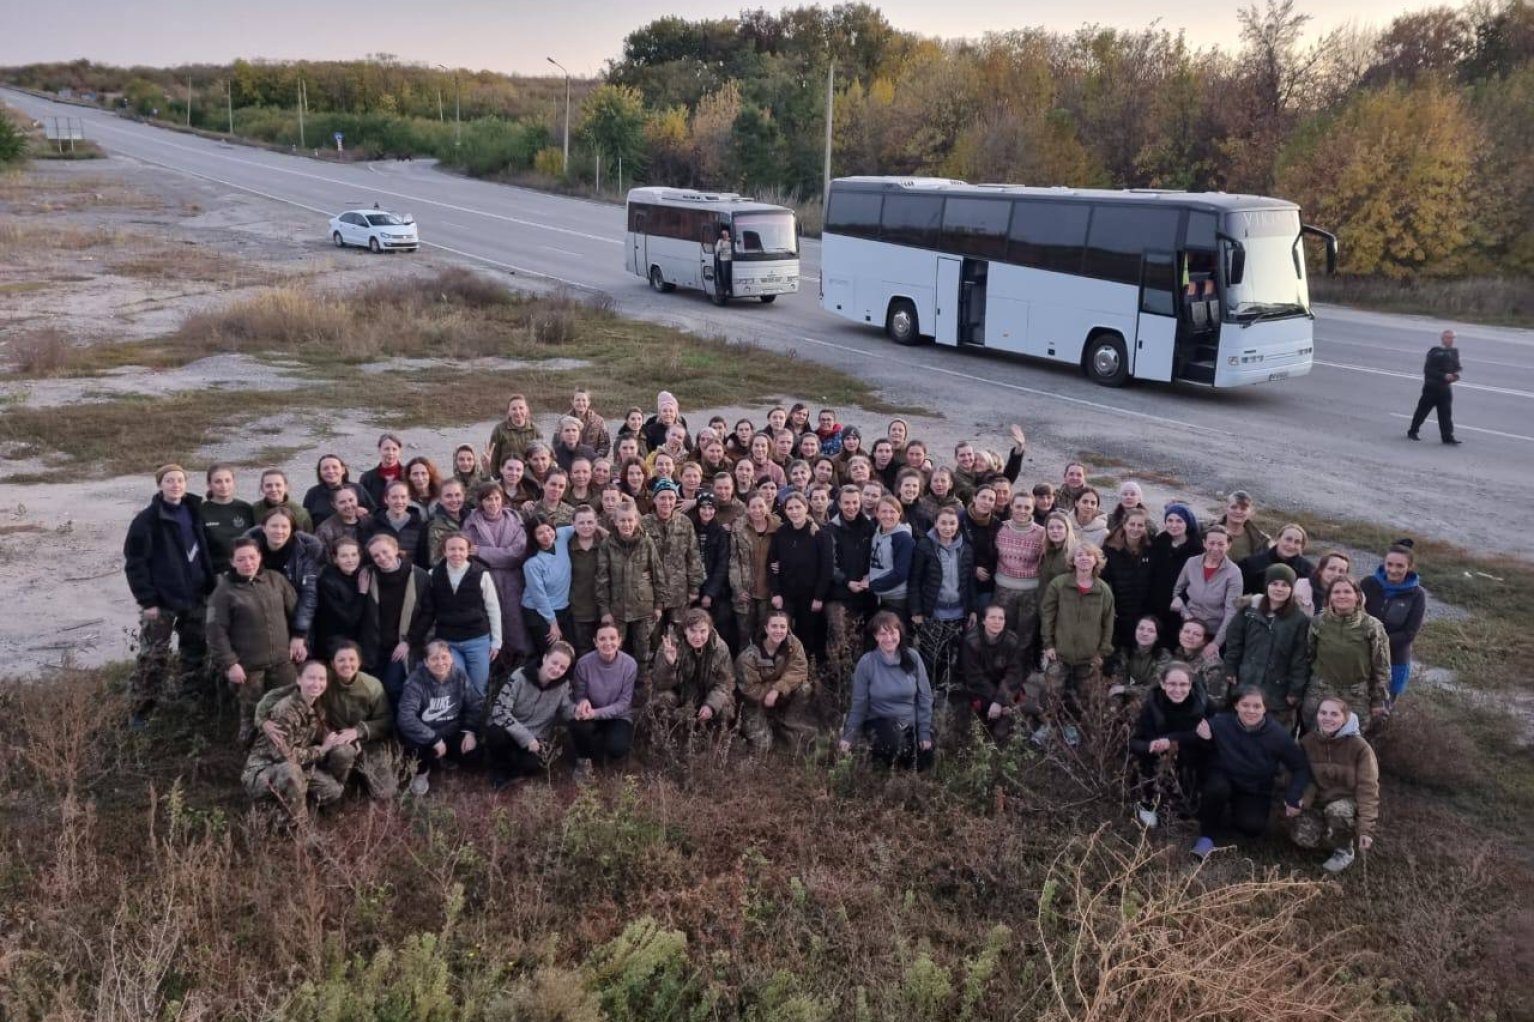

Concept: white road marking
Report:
left=1323, top=337, right=1531, bottom=371
left=539, top=245, right=584, bottom=258
left=83, top=115, right=622, bottom=246
left=1388, top=413, right=1534, bottom=444
left=794, top=336, right=1223, bottom=434
left=1315, top=360, right=1534, bottom=399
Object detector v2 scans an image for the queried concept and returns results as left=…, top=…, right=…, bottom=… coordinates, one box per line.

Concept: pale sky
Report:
left=0, top=0, right=1463, bottom=77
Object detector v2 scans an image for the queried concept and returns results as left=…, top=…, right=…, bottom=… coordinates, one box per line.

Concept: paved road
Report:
left=7, top=88, right=1533, bottom=556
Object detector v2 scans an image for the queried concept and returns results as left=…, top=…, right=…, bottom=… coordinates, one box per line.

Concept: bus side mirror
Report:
left=1302, top=224, right=1339, bottom=276
left=1218, top=234, right=1246, bottom=286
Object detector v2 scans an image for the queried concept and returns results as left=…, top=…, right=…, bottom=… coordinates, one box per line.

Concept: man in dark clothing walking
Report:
left=1407, top=329, right=1463, bottom=445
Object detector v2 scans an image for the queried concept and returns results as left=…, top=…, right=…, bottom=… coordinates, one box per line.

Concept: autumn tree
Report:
left=1276, top=81, right=1481, bottom=278
left=577, top=83, right=647, bottom=180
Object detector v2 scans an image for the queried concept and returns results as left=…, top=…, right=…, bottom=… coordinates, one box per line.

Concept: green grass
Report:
left=1311, top=274, right=1534, bottom=329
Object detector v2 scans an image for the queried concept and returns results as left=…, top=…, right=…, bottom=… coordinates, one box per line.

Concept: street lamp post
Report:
left=546, top=56, right=570, bottom=172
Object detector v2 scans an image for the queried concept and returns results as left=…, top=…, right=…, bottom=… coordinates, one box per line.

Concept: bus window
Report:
left=941, top=197, right=1011, bottom=259
left=1085, top=206, right=1181, bottom=285
left=1008, top=200, right=1089, bottom=274
left=1141, top=251, right=1177, bottom=317
left=880, top=193, right=944, bottom=248
left=734, top=211, right=798, bottom=256
left=825, top=189, right=883, bottom=239
left=1186, top=210, right=1217, bottom=250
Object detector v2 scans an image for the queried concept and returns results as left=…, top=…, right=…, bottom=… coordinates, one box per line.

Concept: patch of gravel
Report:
left=1, top=353, right=320, bottom=408
left=360, top=356, right=592, bottom=375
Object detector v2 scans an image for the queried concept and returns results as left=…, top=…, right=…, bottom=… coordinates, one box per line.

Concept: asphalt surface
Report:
left=7, top=88, right=1533, bottom=556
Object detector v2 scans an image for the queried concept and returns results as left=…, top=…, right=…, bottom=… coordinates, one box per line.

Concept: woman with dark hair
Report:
left=652, top=607, right=736, bottom=728
left=485, top=641, right=576, bottom=787
left=460, top=483, right=531, bottom=662
left=749, top=432, right=788, bottom=488
left=1292, top=696, right=1380, bottom=873
left=1295, top=550, right=1351, bottom=618
left=362, top=480, right=429, bottom=568
left=1129, top=661, right=1211, bottom=829
left=1113, top=616, right=1171, bottom=700
left=304, top=453, right=374, bottom=530
left=767, top=492, right=834, bottom=658
left=570, top=622, right=638, bottom=782
left=1101, top=507, right=1155, bottom=651
left=618, top=457, right=653, bottom=515
left=201, top=463, right=255, bottom=576
left=1172, top=524, right=1242, bottom=656
left=894, top=469, right=932, bottom=537
left=839, top=611, right=935, bottom=771
left=1147, top=503, right=1202, bottom=645
left=736, top=608, right=814, bottom=753
left=312, top=537, right=368, bottom=660
left=1071, top=486, right=1109, bottom=548
left=730, top=492, right=780, bottom=645
left=787, top=402, right=811, bottom=435
left=404, top=456, right=443, bottom=515
left=425, top=479, right=469, bottom=565
left=247, top=505, right=324, bottom=660
left=1190, top=685, right=1311, bottom=860
left=397, top=640, right=483, bottom=796
left=358, top=433, right=406, bottom=509
left=488, top=394, right=543, bottom=475
left=522, top=520, right=575, bottom=657
left=1306, top=576, right=1391, bottom=728
left=727, top=417, right=756, bottom=461
left=451, top=443, right=488, bottom=497
left=918, top=467, right=963, bottom=523
left=870, top=438, right=901, bottom=492
left=956, top=604, right=1024, bottom=744
left=1223, top=564, right=1311, bottom=728
left=1361, top=539, right=1426, bottom=707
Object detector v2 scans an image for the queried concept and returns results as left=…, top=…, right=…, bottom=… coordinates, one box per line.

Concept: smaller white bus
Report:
left=625, top=187, right=800, bottom=304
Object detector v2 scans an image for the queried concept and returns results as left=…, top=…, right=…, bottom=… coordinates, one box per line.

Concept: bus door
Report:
left=631, top=212, right=646, bottom=278
left=935, top=256, right=961, bottom=344
left=1133, top=250, right=1178, bottom=382
left=700, top=220, right=721, bottom=294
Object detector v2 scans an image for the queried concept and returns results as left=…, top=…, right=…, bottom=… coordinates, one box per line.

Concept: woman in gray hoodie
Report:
left=485, top=641, right=576, bottom=788
left=839, top=611, right=934, bottom=771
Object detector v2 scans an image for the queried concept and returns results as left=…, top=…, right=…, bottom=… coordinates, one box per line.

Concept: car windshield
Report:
left=732, top=211, right=797, bottom=257
left=1222, top=209, right=1308, bottom=319
left=365, top=213, right=405, bottom=227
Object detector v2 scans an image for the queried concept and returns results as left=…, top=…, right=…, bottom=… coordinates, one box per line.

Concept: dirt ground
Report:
left=0, top=156, right=1473, bottom=680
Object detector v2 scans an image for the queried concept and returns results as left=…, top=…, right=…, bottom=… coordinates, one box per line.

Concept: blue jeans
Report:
left=447, top=634, right=493, bottom=697
left=379, top=658, right=409, bottom=709
left=1389, top=662, right=1410, bottom=699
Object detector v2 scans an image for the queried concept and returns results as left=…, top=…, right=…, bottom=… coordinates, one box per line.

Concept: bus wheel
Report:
left=649, top=266, right=674, bottom=293
left=759, top=294, right=776, bottom=304
left=1085, top=333, right=1130, bottom=387
left=886, top=299, right=920, bottom=345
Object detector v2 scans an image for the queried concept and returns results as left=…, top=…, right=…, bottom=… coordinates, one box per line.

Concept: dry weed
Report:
left=6, top=326, right=81, bottom=376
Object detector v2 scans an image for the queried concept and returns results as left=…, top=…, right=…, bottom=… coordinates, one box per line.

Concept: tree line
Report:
left=4, top=0, right=1532, bottom=279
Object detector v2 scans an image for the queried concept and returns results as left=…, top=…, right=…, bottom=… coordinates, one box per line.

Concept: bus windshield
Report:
left=732, top=211, right=798, bottom=259
left=1223, top=209, right=1308, bottom=320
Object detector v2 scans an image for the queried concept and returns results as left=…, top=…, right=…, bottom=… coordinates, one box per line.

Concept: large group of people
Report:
left=122, top=386, right=1424, bottom=871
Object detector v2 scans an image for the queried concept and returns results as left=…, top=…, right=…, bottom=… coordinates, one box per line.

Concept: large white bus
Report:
left=625, top=187, right=800, bottom=304
left=819, top=176, right=1337, bottom=387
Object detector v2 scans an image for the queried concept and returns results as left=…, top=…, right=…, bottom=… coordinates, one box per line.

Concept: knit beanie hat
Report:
left=651, top=477, right=679, bottom=495
left=1164, top=502, right=1200, bottom=539
left=1264, top=563, right=1298, bottom=586
left=694, top=491, right=716, bottom=507
left=842, top=426, right=861, bottom=440
left=155, top=463, right=187, bottom=484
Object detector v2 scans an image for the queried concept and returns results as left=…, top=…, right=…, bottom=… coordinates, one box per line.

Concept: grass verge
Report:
left=0, top=268, right=914, bottom=479
left=1311, top=274, right=1534, bottom=329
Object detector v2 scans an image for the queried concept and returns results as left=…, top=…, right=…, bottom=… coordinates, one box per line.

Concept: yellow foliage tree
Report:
left=690, top=81, right=742, bottom=186
left=1275, top=80, right=1482, bottom=278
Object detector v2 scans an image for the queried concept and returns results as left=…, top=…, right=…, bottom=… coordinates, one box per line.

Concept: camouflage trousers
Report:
left=242, top=746, right=353, bottom=810
left=739, top=691, right=817, bottom=754
left=990, top=584, right=1040, bottom=665
left=1289, top=798, right=1358, bottom=849
left=129, top=602, right=207, bottom=707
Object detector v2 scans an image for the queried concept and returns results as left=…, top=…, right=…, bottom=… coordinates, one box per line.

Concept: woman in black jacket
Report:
left=362, top=480, right=429, bottom=569
left=767, top=492, right=834, bottom=659
left=247, top=505, right=324, bottom=657
left=1190, top=685, right=1311, bottom=860
left=692, top=494, right=737, bottom=651
left=304, top=453, right=375, bottom=530
left=1128, top=662, right=1210, bottom=829
left=1102, top=507, right=1155, bottom=650
left=1147, top=504, right=1203, bottom=649
left=955, top=605, right=1024, bottom=743
left=312, top=537, right=368, bottom=659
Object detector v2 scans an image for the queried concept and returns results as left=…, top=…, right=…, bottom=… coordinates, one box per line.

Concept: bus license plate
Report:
left=1268, top=370, right=1289, bottom=381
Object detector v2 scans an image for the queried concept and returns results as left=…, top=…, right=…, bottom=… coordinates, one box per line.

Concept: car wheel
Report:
left=1085, top=332, right=1131, bottom=387
left=332, top=231, right=345, bottom=248
left=369, top=236, right=381, bottom=254
left=759, top=294, right=776, bottom=304
left=649, top=266, right=667, bottom=293
left=886, top=299, right=920, bottom=345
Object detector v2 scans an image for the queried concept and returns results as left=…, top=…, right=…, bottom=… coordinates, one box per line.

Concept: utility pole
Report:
left=297, top=78, right=306, bottom=149
left=186, top=75, right=193, bottom=127
left=437, top=64, right=460, bottom=147
left=226, top=79, right=234, bottom=134
left=547, top=56, right=571, bottom=172
left=823, top=60, right=834, bottom=207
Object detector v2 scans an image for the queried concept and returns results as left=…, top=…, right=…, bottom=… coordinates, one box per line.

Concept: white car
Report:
left=329, top=208, right=419, bottom=253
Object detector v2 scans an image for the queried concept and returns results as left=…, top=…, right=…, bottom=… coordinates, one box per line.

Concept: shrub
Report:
left=8, top=327, right=79, bottom=377
left=0, top=111, right=27, bottom=164
left=533, top=147, right=567, bottom=178
left=584, top=917, right=713, bottom=1022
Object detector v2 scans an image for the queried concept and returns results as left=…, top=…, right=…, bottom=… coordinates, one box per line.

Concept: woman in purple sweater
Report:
left=569, top=622, right=637, bottom=782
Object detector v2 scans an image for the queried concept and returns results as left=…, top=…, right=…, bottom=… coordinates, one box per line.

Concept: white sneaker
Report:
left=1322, top=847, right=1355, bottom=873
left=1136, top=805, right=1159, bottom=829
left=409, top=771, right=430, bottom=797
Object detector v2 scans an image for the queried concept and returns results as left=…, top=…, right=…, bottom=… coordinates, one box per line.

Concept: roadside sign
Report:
left=333, top=132, right=344, bottom=143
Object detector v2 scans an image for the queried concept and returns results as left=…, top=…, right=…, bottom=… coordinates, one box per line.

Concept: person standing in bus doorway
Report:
left=1407, top=330, right=1463, bottom=445
left=715, top=226, right=734, bottom=299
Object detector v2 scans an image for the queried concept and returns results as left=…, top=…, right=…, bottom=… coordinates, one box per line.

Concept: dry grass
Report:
left=107, top=247, right=284, bottom=286
left=5, top=669, right=1516, bottom=1021
left=0, top=221, right=126, bottom=252
left=4, top=327, right=84, bottom=376
left=1312, top=274, right=1534, bottom=328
